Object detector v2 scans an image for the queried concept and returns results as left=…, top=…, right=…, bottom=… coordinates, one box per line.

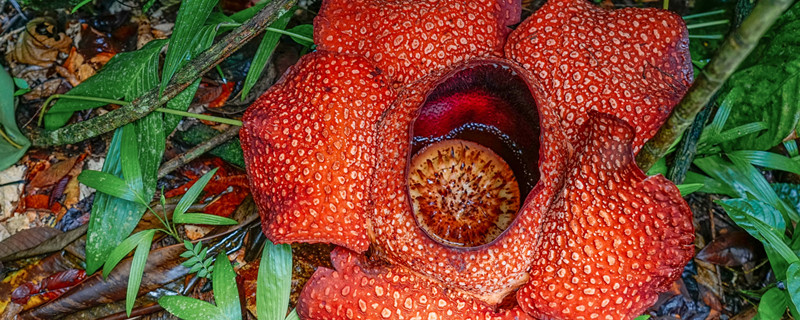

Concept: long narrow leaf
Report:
left=102, top=230, right=154, bottom=279
left=212, top=253, right=241, bottom=320
left=78, top=170, right=141, bottom=204
left=120, top=124, right=144, bottom=195
left=159, top=295, right=222, bottom=320
left=729, top=150, right=800, bottom=175
left=285, top=309, right=299, bottom=320
left=126, top=229, right=155, bottom=316
left=787, top=263, right=800, bottom=312
left=175, top=213, right=238, bottom=226
left=241, top=11, right=293, bottom=99
left=257, top=240, right=292, bottom=320
left=160, top=0, right=219, bottom=92
left=174, top=168, right=218, bottom=220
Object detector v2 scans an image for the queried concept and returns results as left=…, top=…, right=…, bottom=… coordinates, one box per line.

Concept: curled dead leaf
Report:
left=9, top=18, right=72, bottom=67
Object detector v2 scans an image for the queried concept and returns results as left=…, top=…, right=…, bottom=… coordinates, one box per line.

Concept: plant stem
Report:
left=38, top=94, right=243, bottom=127
left=158, top=126, right=240, bottom=179
left=686, top=19, right=729, bottom=29
left=265, top=27, right=314, bottom=44
left=689, top=34, right=724, bottom=40
left=636, top=0, right=795, bottom=171
left=26, top=0, right=296, bottom=147
left=0, top=126, right=22, bottom=148
left=683, top=9, right=726, bottom=20
left=155, top=108, right=243, bottom=126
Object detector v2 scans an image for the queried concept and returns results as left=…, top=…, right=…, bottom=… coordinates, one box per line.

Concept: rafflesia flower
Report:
left=240, top=0, right=695, bottom=319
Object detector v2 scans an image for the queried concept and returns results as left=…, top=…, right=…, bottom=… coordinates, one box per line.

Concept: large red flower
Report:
left=240, top=0, right=695, bottom=319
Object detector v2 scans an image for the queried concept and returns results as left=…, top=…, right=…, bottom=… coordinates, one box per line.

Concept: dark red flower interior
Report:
left=408, top=64, right=541, bottom=247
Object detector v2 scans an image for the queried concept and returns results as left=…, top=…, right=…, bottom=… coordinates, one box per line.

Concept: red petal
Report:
left=518, top=112, right=694, bottom=319
left=241, top=51, right=397, bottom=252
left=297, top=247, right=533, bottom=320
left=506, top=0, right=692, bottom=152
left=315, top=0, right=521, bottom=85
left=370, top=58, right=571, bottom=303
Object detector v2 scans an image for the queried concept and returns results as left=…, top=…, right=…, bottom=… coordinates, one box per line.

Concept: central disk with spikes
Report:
left=408, top=139, right=520, bottom=247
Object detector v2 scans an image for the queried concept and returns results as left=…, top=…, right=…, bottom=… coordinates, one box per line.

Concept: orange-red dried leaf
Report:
left=506, top=0, right=692, bottom=152
left=297, top=247, right=533, bottom=320
left=315, top=0, right=520, bottom=85
left=241, top=51, right=396, bottom=252
left=11, top=269, right=87, bottom=307
left=518, top=112, right=694, bottom=320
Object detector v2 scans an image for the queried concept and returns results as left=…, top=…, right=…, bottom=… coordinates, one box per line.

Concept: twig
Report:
left=636, top=0, right=796, bottom=171
left=666, top=99, right=714, bottom=184
left=25, top=0, right=296, bottom=147
left=157, top=126, right=240, bottom=179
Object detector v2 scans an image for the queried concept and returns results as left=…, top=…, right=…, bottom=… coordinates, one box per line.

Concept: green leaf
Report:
left=285, top=309, right=300, bottom=320
left=126, top=229, right=155, bottom=316
left=174, top=168, right=218, bottom=221
left=728, top=150, right=800, bottom=175
left=120, top=124, right=145, bottom=196
left=285, top=24, right=314, bottom=47
left=257, top=240, right=292, bottom=320
left=78, top=170, right=141, bottom=204
left=694, top=155, right=800, bottom=222
left=0, top=67, right=31, bottom=171
left=85, top=129, right=148, bottom=273
left=160, top=0, right=219, bottom=92
left=175, top=213, right=238, bottom=226
left=718, top=199, right=786, bottom=243
left=102, top=229, right=155, bottom=279
left=756, top=287, right=788, bottom=319
left=633, top=316, right=650, bottom=320
left=45, top=40, right=166, bottom=129
left=717, top=62, right=800, bottom=151
left=677, top=183, right=704, bottom=196
left=159, top=295, right=223, bottom=320
left=229, top=0, right=268, bottom=22
left=241, top=10, right=293, bottom=99
left=787, top=263, right=800, bottom=312
left=719, top=199, right=798, bottom=279
left=772, top=183, right=800, bottom=214
left=13, top=77, right=29, bottom=89
left=212, top=253, right=242, bottom=320
left=645, top=157, right=667, bottom=176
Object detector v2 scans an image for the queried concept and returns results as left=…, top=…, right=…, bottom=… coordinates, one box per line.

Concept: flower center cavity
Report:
left=408, top=62, right=541, bottom=247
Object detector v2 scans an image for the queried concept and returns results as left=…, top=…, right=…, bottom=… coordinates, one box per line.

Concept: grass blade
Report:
left=102, top=230, right=153, bottom=278
left=174, top=213, right=238, bottom=226
left=160, top=0, right=219, bottom=92
left=173, top=168, right=218, bottom=222
left=78, top=170, right=141, bottom=204
left=126, top=229, right=155, bottom=316
left=241, top=11, right=293, bottom=99
left=728, top=150, right=800, bottom=175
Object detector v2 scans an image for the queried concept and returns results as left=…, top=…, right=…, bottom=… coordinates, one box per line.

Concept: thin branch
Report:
left=636, top=0, right=795, bottom=171
left=26, top=0, right=296, bottom=147
left=157, top=126, right=241, bottom=179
